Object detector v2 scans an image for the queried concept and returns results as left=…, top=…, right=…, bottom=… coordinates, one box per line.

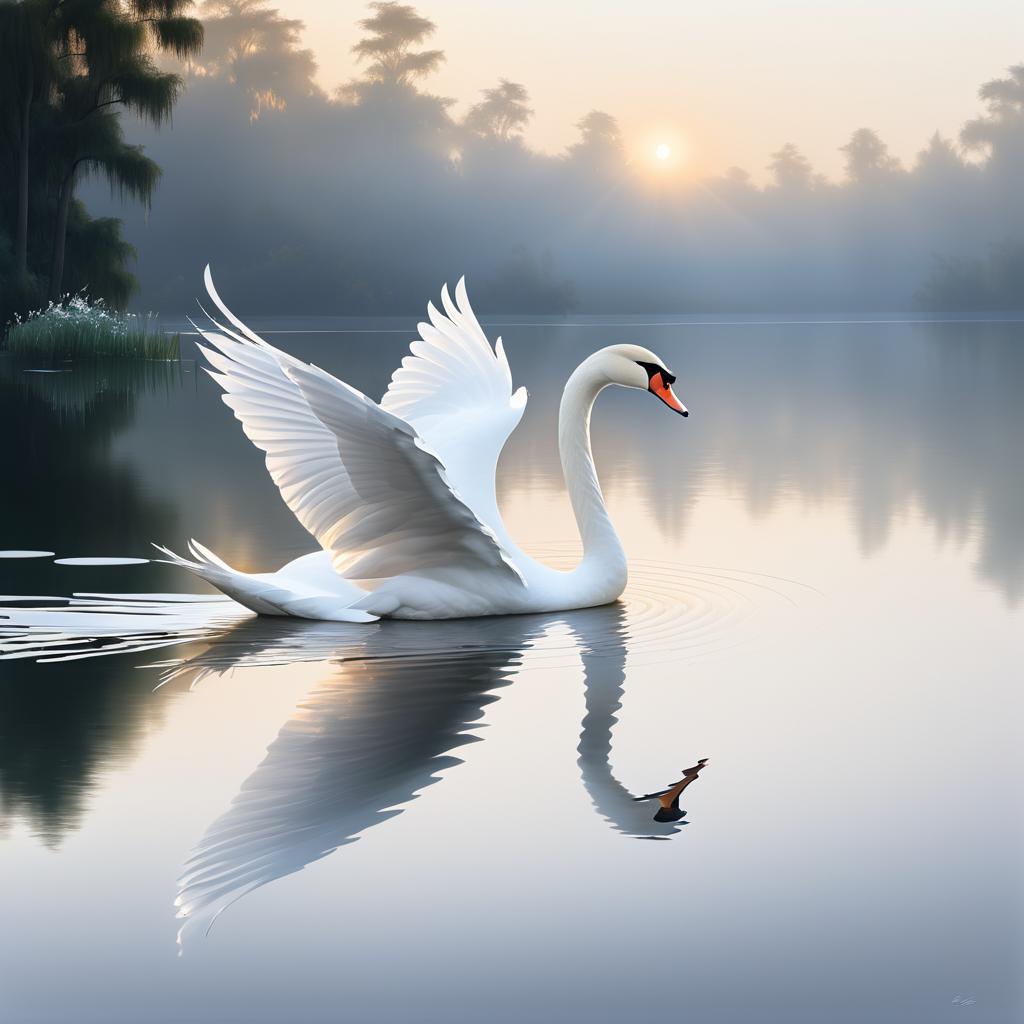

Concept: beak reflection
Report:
left=633, top=758, right=709, bottom=822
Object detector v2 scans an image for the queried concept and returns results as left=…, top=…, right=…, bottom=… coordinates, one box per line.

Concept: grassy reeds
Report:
left=4, top=295, right=180, bottom=359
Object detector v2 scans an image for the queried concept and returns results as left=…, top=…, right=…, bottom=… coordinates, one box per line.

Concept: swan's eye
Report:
left=636, top=360, right=675, bottom=385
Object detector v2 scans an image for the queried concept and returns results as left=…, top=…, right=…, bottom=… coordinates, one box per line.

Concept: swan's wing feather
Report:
left=283, top=359, right=524, bottom=582
left=193, top=329, right=357, bottom=550
left=381, top=278, right=513, bottom=421
left=196, top=268, right=523, bottom=586
left=381, top=278, right=527, bottom=531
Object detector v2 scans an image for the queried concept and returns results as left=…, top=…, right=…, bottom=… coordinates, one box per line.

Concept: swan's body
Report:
left=161, top=268, right=688, bottom=621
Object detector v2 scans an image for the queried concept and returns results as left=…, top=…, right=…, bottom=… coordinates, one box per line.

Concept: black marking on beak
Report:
left=636, top=360, right=687, bottom=416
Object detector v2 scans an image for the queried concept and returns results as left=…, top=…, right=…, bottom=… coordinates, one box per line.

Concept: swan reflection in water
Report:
left=167, top=602, right=709, bottom=944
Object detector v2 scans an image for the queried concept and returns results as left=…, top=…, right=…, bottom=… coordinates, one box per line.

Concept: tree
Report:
left=767, top=142, right=815, bottom=190
left=710, top=165, right=757, bottom=205
left=840, top=128, right=901, bottom=184
left=915, top=132, right=964, bottom=174
left=350, top=2, right=443, bottom=89
left=567, top=110, right=623, bottom=164
left=475, top=247, right=576, bottom=314
left=961, top=64, right=1024, bottom=167
left=1, top=1, right=203, bottom=300
left=17, top=0, right=203, bottom=300
left=0, top=1, right=54, bottom=282
left=63, top=204, right=138, bottom=307
left=46, top=108, right=161, bottom=300
left=918, top=241, right=1024, bottom=311
left=191, top=0, right=319, bottom=119
left=463, top=80, right=532, bottom=141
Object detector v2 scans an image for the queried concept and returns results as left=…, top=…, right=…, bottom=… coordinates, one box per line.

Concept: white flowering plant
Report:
left=4, top=293, right=180, bottom=359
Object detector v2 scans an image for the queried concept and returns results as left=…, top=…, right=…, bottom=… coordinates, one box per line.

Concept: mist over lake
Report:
left=72, top=5, right=1024, bottom=317
left=2, top=2, right=1022, bottom=1022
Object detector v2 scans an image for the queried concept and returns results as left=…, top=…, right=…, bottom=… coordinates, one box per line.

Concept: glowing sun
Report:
left=655, top=143, right=671, bottom=161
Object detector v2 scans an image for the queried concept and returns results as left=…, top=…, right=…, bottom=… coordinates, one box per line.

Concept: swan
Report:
left=159, top=267, right=689, bottom=622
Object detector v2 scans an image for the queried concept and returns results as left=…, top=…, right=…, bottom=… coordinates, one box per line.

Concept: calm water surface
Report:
left=1, top=315, right=1022, bottom=1023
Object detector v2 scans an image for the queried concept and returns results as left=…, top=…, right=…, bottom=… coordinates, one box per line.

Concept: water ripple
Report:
left=0, top=552, right=813, bottom=672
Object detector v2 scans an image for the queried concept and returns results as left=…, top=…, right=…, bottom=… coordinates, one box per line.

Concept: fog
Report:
left=80, top=2, right=1024, bottom=314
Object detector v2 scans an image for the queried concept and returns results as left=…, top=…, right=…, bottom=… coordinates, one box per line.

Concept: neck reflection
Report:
left=573, top=603, right=708, bottom=839
left=172, top=603, right=708, bottom=945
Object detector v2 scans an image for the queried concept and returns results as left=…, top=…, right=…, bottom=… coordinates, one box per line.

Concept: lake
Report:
left=1, top=314, right=1022, bottom=1023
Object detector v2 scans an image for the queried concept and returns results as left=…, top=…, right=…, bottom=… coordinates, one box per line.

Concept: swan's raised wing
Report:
left=282, top=360, right=523, bottom=582
left=381, top=278, right=527, bottom=538
left=195, top=268, right=523, bottom=585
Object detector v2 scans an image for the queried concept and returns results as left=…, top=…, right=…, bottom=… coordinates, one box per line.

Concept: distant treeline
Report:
left=15, top=2, right=1024, bottom=315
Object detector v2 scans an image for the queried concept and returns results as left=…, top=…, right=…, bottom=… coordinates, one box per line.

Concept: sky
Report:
left=283, top=0, right=1024, bottom=181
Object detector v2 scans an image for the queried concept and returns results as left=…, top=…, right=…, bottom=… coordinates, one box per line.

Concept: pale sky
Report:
left=283, top=0, right=1024, bottom=181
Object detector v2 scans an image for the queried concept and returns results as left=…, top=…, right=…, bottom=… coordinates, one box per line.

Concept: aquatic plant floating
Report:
left=158, top=267, right=689, bottom=622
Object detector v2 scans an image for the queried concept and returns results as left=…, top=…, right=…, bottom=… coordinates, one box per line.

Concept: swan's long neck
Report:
left=558, top=358, right=627, bottom=575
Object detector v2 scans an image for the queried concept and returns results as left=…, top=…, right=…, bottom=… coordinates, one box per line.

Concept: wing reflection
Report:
left=174, top=605, right=707, bottom=943
left=174, top=614, right=544, bottom=942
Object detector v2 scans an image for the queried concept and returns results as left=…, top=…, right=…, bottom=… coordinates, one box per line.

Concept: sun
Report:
left=638, top=133, right=692, bottom=178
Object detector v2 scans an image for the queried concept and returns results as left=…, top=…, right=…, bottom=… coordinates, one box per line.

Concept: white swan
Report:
left=159, top=267, right=688, bottom=622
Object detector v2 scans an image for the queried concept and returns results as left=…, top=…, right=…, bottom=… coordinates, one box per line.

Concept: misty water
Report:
left=1, top=315, right=1022, bottom=1023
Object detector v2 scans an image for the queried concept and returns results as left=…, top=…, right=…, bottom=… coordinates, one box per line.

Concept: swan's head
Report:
left=595, top=344, right=688, bottom=417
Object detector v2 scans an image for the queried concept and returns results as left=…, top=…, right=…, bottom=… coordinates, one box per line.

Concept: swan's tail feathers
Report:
left=151, top=541, right=379, bottom=623
left=151, top=541, right=291, bottom=617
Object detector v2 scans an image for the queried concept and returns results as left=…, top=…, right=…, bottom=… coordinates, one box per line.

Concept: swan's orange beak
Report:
left=649, top=371, right=688, bottom=417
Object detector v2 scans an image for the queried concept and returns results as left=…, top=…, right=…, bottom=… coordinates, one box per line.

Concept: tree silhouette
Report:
left=0, top=1, right=54, bottom=282
left=47, top=14, right=1024, bottom=321
left=45, top=3, right=201, bottom=300
left=568, top=110, right=623, bottom=164
left=463, top=80, right=532, bottom=140
left=717, top=165, right=755, bottom=196
left=191, top=0, right=319, bottom=119
left=350, top=2, right=444, bottom=89
left=840, top=128, right=901, bottom=184
left=961, top=64, right=1024, bottom=167
left=574, top=111, right=620, bottom=149
left=46, top=106, right=162, bottom=300
left=919, top=240, right=1024, bottom=310
left=915, top=132, right=964, bottom=173
left=767, top=142, right=816, bottom=190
